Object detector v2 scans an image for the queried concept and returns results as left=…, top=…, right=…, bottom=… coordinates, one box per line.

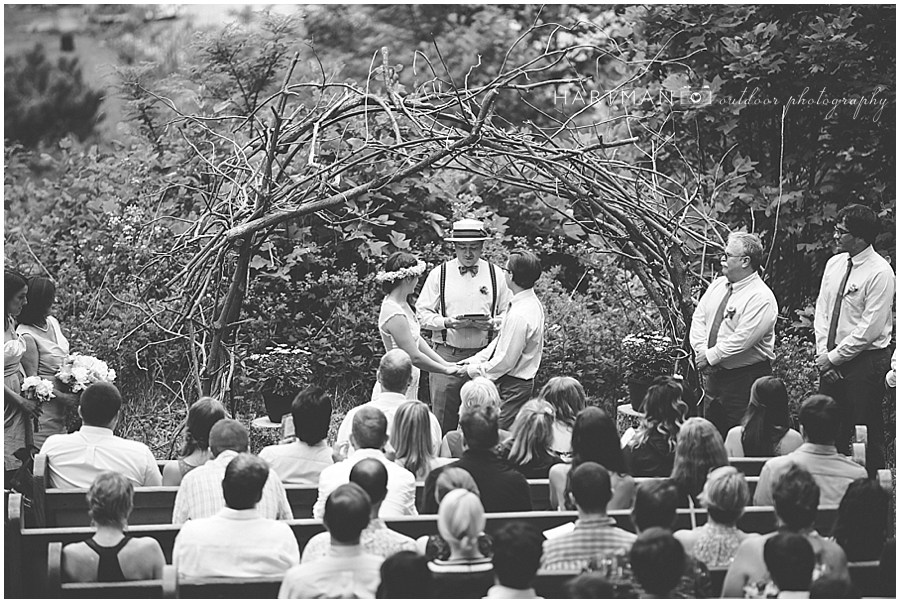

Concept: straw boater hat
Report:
left=444, top=218, right=490, bottom=242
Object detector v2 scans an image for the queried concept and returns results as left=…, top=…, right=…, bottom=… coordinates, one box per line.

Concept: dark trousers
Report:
left=496, top=375, right=534, bottom=431
left=704, top=360, right=772, bottom=439
left=819, top=348, right=890, bottom=475
left=430, top=343, right=483, bottom=434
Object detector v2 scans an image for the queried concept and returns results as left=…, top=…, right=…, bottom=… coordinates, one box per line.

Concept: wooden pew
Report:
left=708, top=560, right=883, bottom=598
left=164, top=574, right=283, bottom=598
left=46, top=541, right=172, bottom=598
left=728, top=457, right=769, bottom=477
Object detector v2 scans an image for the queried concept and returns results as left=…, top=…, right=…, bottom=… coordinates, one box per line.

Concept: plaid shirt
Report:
left=300, top=517, right=417, bottom=562
left=540, top=516, right=636, bottom=572
left=172, top=450, right=293, bottom=523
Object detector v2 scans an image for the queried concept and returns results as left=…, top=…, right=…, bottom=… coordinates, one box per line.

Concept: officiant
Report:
left=416, top=219, right=512, bottom=434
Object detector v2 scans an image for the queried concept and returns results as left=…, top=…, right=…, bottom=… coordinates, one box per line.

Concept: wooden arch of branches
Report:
left=135, top=17, right=729, bottom=399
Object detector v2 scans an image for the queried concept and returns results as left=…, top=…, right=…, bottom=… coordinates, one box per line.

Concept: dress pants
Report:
left=430, top=343, right=483, bottom=434
left=704, top=360, right=772, bottom=439
left=496, top=375, right=534, bottom=431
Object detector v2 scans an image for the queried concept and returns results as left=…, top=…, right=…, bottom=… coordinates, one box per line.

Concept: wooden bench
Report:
left=708, top=560, right=883, bottom=598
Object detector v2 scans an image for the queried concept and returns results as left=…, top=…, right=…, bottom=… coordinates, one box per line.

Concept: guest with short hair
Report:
left=810, top=576, right=858, bottom=599
left=438, top=377, right=510, bottom=458
left=172, top=419, right=292, bottom=522
left=302, top=459, right=416, bottom=560
left=623, top=375, right=687, bottom=477
left=260, top=385, right=334, bottom=484
left=163, top=396, right=227, bottom=486
left=670, top=417, right=729, bottom=507
left=42, top=382, right=162, bottom=489
left=485, top=521, right=545, bottom=599
left=376, top=551, right=434, bottom=598
left=280, top=483, right=382, bottom=598
left=421, top=404, right=530, bottom=513
left=538, top=376, right=586, bottom=459
left=61, top=472, right=165, bottom=582
left=173, top=454, right=300, bottom=578
left=417, top=467, right=492, bottom=561
left=498, top=398, right=564, bottom=479
left=391, top=401, right=454, bottom=480
left=754, top=394, right=866, bottom=506
left=427, top=489, right=494, bottom=599
left=629, top=527, right=686, bottom=598
left=831, top=477, right=890, bottom=561
left=763, top=532, right=816, bottom=598
left=724, top=376, right=803, bottom=457
left=565, top=573, right=615, bottom=598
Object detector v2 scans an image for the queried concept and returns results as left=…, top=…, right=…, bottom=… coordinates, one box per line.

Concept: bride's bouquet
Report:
left=56, top=353, right=117, bottom=393
left=21, top=376, right=55, bottom=430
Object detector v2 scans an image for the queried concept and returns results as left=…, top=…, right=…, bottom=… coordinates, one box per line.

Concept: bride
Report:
left=376, top=252, right=458, bottom=398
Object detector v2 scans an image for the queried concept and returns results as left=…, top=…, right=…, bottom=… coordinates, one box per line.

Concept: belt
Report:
left=433, top=342, right=484, bottom=354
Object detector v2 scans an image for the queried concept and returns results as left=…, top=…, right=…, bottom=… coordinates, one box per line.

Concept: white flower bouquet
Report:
left=21, top=376, right=55, bottom=430
left=56, top=353, right=117, bottom=393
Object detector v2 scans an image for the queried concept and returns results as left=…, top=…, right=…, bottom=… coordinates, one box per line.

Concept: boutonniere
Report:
left=724, top=306, right=737, bottom=320
left=847, top=283, right=859, bottom=294
left=480, top=286, right=489, bottom=295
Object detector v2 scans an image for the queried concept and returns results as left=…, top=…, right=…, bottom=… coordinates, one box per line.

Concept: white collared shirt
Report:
left=279, top=544, right=383, bottom=599
left=259, top=439, right=334, bottom=485
left=172, top=449, right=293, bottom=523
left=690, top=273, right=778, bottom=369
left=467, top=288, right=545, bottom=381
left=814, top=245, right=894, bottom=365
left=484, top=584, right=543, bottom=599
left=334, top=391, right=442, bottom=458
left=42, top=425, right=162, bottom=489
left=312, top=448, right=417, bottom=520
left=173, top=506, right=299, bottom=578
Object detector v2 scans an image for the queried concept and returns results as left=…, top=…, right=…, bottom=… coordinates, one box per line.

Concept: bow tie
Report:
left=459, top=265, right=479, bottom=276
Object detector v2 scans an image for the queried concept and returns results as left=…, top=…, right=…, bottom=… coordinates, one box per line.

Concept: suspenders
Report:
left=438, top=262, right=498, bottom=345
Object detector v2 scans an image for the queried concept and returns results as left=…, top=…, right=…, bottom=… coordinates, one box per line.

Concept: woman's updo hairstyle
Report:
left=380, top=252, right=420, bottom=294
left=87, top=471, right=134, bottom=527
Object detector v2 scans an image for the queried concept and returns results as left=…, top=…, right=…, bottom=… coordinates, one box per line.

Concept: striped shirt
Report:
left=540, top=516, right=636, bottom=572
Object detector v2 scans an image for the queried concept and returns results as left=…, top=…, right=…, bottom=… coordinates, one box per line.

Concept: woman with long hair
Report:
left=670, top=417, right=729, bottom=506
left=427, top=489, right=494, bottom=598
left=162, top=397, right=227, bottom=486
left=624, top=375, right=688, bottom=477
left=499, top=399, right=564, bottom=479
left=392, top=401, right=453, bottom=480
left=831, top=478, right=890, bottom=562
left=376, top=252, right=456, bottom=398
left=549, top=406, right=635, bottom=510
left=724, top=376, right=802, bottom=457
left=538, top=376, right=586, bottom=460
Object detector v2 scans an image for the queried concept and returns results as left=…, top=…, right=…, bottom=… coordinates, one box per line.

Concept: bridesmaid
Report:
left=4, top=270, right=40, bottom=486
left=17, top=276, right=80, bottom=449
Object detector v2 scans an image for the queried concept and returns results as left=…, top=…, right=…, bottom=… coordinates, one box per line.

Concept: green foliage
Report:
left=4, top=44, right=105, bottom=148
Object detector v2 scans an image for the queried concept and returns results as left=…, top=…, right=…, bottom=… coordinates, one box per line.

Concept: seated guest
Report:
left=61, top=472, right=165, bottom=582
left=831, top=477, right=890, bottom=561
left=723, top=466, right=850, bottom=597
left=439, top=377, right=510, bottom=458
left=763, top=532, right=816, bottom=598
left=486, top=521, right=545, bottom=599
left=391, top=401, right=454, bottom=480
left=810, top=576, right=858, bottom=598
left=549, top=406, right=635, bottom=511
left=754, top=394, right=866, bottom=506
left=623, top=375, right=687, bottom=477
left=724, top=376, right=803, bottom=457
left=172, top=419, right=292, bottom=522
left=629, top=527, right=686, bottom=598
left=674, top=465, right=750, bottom=566
left=538, top=375, right=587, bottom=460
left=498, top=399, right=564, bottom=479
left=280, top=483, right=382, bottom=598
left=303, top=459, right=416, bottom=560
left=427, top=489, right=494, bottom=599
left=670, top=417, right=729, bottom=507
left=335, top=349, right=441, bottom=460
left=417, top=467, right=492, bottom=561
left=376, top=551, right=434, bottom=598
left=314, top=406, right=416, bottom=519
left=541, top=462, right=636, bottom=571
left=163, top=396, right=227, bottom=486
left=421, top=404, right=531, bottom=513
left=173, top=454, right=299, bottom=578
left=878, top=538, right=895, bottom=597
left=259, top=385, right=334, bottom=484
left=565, top=573, right=615, bottom=598
left=43, top=382, right=162, bottom=488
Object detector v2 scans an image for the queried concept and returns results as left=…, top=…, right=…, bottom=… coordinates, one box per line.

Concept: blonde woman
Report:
left=499, top=399, right=564, bottom=479
left=439, top=377, right=510, bottom=458
left=427, top=489, right=494, bottom=598
left=416, top=467, right=492, bottom=561
left=539, top=376, right=586, bottom=460
left=391, top=401, right=454, bottom=480
left=670, top=417, right=729, bottom=507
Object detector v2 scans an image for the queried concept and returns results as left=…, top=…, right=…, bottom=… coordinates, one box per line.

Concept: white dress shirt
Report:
left=312, top=448, right=417, bottom=519
left=416, top=258, right=512, bottom=349
left=814, top=245, right=894, bottom=365
left=690, top=273, right=778, bottom=369
left=259, top=439, right=333, bottom=485
left=467, top=288, right=545, bottom=381
left=335, top=391, right=443, bottom=458
left=172, top=449, right=293, bottom=523
left=173, top=507, right=300, bottom=578
left=278, top=544, right=383, bottom=599
left=42, top=425, right=162, bottom=489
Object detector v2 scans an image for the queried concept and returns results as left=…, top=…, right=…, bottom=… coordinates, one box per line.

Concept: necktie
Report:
left=459, top=265, right=479, bottom=276
left=826, top=257, right=854, bottom=351
left=708, top=283, right=733, bottom=348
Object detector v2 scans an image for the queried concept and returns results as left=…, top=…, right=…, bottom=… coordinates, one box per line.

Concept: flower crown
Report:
left=375, top=260, right=427, bottom=283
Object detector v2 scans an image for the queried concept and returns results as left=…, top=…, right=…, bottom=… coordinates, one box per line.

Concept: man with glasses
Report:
left=417, top=219, right=512, bottom=433
left=690, top=232, right=778, bottom=437
left=814, top=204, right=894, bottom=473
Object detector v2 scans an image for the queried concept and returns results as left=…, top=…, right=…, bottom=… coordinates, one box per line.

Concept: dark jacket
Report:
left=421, top=448, right=532, bottom=514
left=623, top=429, right=675, bottom=478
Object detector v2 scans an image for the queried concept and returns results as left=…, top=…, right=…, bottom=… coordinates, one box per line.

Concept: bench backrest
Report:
left=46, top=540, right=171, bottom=598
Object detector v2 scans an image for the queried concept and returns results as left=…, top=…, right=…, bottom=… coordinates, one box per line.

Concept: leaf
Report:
left=249, top=255, right=270, bottom=270
left=388, top=230, right=410, bottom=249
left=213, top=100, right=231, bottom=114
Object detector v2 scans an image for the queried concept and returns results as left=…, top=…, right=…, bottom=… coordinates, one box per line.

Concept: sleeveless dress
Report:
left=84, top=535, right=132, bottom=582
left=689, top=521, right=744, bottom=567
left=4, top=318, right=29, bottom=470
left=375, top=297, right=421, bottom=399
left=17, top=316, right=70, bottom=450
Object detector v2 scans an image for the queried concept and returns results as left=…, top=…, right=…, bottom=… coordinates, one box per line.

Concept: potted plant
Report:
left=621, top=332, right=683, bottom=412
left=240, top=343, right=313, bottom=423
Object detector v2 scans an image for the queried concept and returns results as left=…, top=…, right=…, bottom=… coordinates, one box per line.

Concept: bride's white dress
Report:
left=374, top=297, right=421, bottom=399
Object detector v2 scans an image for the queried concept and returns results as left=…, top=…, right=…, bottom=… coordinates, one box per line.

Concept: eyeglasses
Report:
left=720, top=253, right=747, bottom=262
left=834, top=225, right=851, bottom=236
left=500, top=266, right=511, bottom=274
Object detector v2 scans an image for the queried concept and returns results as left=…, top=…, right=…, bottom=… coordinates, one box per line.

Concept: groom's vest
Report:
left=438, top=261, right=499, bottom=346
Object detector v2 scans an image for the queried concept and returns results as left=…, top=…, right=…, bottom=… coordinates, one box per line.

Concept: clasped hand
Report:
left=815, top=353, right=842, bottom=384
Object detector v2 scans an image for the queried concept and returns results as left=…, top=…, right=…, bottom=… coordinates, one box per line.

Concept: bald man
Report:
left=172, top=419, right=292, bottom=523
